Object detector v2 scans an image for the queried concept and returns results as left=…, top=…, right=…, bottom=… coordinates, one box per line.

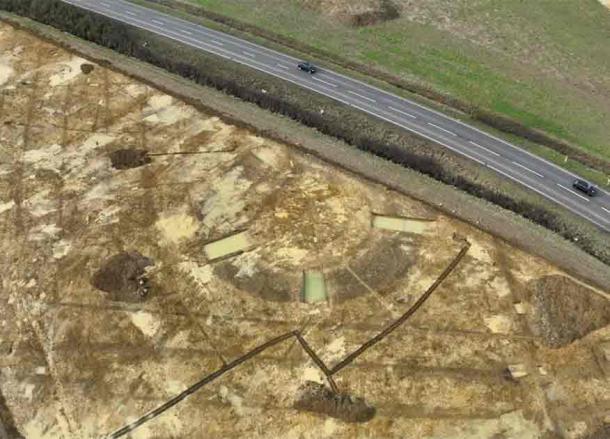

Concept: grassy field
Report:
left=190, top=0, right=610, bottom=165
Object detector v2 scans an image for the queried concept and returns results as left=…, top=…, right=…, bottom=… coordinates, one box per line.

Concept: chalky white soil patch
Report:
left=0, top=54, right=14, bottom=86
left=48, top=55, right=87, bottom=87
left=156, top=211, right=199, bottom=244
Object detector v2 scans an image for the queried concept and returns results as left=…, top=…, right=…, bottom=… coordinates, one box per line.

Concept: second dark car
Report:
left=572, top=179, right=598, bottom=197
left=297, top=61, right=317, bottom=74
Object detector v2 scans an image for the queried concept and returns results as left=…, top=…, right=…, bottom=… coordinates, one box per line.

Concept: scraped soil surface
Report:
left=109, top=149, right=151, bottom=170
left=527, top=275, right=610, bottom=348
left=1, top=22, right=608, bottom=439
left=91, top=251, right=153, bottom=302
left=294, top=381, right=376, bottom=422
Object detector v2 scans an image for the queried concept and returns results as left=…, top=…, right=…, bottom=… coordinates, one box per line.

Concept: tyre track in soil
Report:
left=490, top=238, right=560, bottom=434
left=4, top=53, right=76, bottom=436
left=40, top=300, right=537, bottom=342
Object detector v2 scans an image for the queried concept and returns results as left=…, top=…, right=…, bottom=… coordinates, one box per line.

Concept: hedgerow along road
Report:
left=63, top=0, right=610, bottom=232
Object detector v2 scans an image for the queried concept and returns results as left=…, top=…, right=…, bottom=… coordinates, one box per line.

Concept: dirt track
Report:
left=0, top=22, right=608, bottom=439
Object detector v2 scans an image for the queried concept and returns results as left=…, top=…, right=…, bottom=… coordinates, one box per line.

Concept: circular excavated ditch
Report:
left=526, top=275, right=610, bottom=348
left=212, top=172, right=417, bottom=303
left=91, top=251, right=153, bottom=302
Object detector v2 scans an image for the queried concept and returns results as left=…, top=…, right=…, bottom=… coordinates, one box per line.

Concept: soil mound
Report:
left=301, top=0, right=399, bottom=27
left=294, top=381, right=375, bottom=423
left=80, top=63, right=95, bottom=74
left=527, top=275, right=610, bottom=348
left=91, top=251, right=153, bottom=302
left=109, top=149, right=151, bottom=170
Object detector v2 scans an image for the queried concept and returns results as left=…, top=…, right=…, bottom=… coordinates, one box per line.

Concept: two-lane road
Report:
left=62, top=0, right=610, bottom=232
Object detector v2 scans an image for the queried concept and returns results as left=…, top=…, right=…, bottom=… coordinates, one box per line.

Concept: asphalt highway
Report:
left=63, top=0, right=610, bottom=232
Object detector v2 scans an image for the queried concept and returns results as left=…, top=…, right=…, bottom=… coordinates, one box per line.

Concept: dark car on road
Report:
left=572, top=179, right=598, bottom=197
left=297, top=61, right=317, bottom=74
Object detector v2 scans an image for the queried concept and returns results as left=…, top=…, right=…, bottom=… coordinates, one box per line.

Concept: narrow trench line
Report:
left=329, top=243, right=470, bottom=375
left=147, top=150, right=233, bottom=156
left=107, top=244, right=469, bottom=438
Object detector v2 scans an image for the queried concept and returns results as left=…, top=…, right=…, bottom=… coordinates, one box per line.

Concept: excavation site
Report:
left=0, top=22, right=608, bottom=439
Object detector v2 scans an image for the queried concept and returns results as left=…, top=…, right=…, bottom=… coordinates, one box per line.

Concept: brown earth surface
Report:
left=526, top=275, right=610, bottom=349
left=0, top=22, right=608, bottom=439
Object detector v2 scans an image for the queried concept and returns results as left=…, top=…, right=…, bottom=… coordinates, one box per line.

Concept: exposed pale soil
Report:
left=0, top=22, right=607, bottom=439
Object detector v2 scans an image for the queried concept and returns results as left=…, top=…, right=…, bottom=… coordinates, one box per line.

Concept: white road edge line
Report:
left=468, top=140, right=500, bottom=157
left=87, top=1, right=610, bottom=201
left=427, top=122, right=457, bottom=136
left=602, top=207, right=610, bottom=215
left=347, top=90, right=376, bottom=103
left=512, top=161, right=544, bottom=178
left=459, top=151, right=485, bottom=165
left=66, top=0, right=610, bottom=232
left=556, top=184, right=590, bottom=202
left=387, top=106, right=416, bottom=119
left=486, top=166, right=605, bottom=227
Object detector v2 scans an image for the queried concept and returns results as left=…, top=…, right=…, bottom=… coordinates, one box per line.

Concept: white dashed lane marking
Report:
left=556, top=184, right=590, bottom=202
left=469, top=140, right=500, bottom=157
left=347, top=90, right=376, bottom=103
left=387, top=106, right=417, bottom=119
left=512, top=161, right=544, bottom=178
left=427, top=122, right=457, bottom=137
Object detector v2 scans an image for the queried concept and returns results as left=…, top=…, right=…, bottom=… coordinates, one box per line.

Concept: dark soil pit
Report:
left=526, top=275, right=610, bottom=348
left=328, top=237, right=414, bottom=303
left=294, top=381, right=375, bottom=423
left=80, top=63, right=95, bottom=74
left=0, top=388, right=24, bottom=439
left=91, top=251, right=154, bottom=302
left=109, top=149, right=151, bottom=170
left=213, top=261, right=297, bottom=302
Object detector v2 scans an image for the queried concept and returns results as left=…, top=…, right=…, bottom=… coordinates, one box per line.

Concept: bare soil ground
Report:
left=0, top=23, right=608, bottom=439
left=526, top=275, right=610, bottom=349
